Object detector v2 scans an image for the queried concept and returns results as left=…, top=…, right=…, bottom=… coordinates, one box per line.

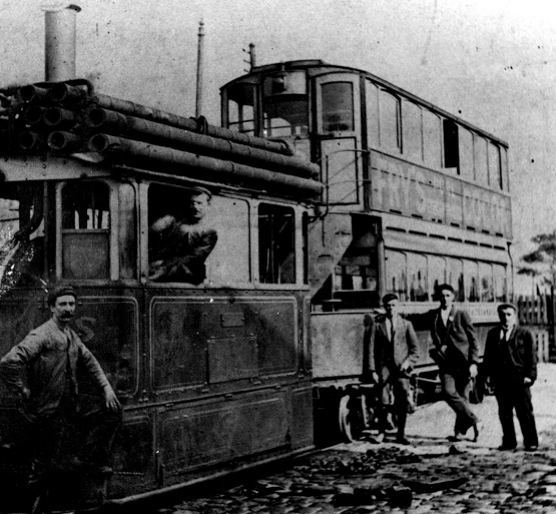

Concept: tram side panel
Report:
left=107, top=290, right=313, bottom=496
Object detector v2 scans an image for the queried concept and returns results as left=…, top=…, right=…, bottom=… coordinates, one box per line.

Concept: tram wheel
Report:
left=338, top=394, right=367, bottom=442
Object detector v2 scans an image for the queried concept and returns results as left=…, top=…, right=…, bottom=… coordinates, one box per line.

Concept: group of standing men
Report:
left=368, top=283, right=539, bottom=451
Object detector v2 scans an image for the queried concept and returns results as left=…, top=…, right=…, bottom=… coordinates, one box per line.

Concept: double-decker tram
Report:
left=221, top=60, right=513, bottom=443
left=0, top=74, right=323, bottom=510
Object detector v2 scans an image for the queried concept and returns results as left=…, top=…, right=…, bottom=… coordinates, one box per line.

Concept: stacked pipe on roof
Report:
left=1, top=80, right=321, bottom=199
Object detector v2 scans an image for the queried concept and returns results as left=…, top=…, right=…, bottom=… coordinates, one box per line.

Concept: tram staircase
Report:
left=516, top=294, right=555, bottom=363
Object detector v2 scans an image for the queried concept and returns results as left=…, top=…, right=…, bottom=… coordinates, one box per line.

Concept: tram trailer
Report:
left=221, top=59, right=513, bottom=445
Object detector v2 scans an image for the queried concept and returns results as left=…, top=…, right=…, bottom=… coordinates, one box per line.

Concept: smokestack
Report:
left=195, top=20, right=205, bottom=118
left=43, top=3, right=81, bottom=82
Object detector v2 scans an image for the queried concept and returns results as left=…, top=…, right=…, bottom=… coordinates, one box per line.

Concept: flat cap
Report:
left=497, top=302, right=518, bottom=313
left=47, top=285, right=77, bottom=306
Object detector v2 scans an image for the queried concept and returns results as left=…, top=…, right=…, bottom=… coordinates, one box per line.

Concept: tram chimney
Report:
left=43, top=3, right=81, bottom=82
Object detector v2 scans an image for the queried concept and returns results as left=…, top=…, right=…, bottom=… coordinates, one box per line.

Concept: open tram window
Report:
left=148, top=185, right=218, bottom=285
left=493, top=264, right=507, bottom=301
left=463, top=260, right=480, bottom=302
left=226, top=82, right=256, bottom=135
left=262, top=72, right=308, bottom=137
left=61, top=182, right=110, bottom=279
left=443, top=119, right=459, bottom=172
left=258, top=203, right=295, bottom=284
left=331, top=216, right=379, bottom=304
left=385, top=250, right=407, bottom=301
left=0, top=182, right=46, bottom=289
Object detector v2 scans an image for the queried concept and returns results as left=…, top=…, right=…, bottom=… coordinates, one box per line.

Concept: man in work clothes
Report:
left=370, top=293, right=419, bottom=445
left=483, top=303, right=538, bottom=451
left=429, top=284, right=480, bottom=442
left=0, top=286, right=122, bottom=501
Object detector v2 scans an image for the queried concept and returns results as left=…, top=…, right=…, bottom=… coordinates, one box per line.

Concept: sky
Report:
left=0, top=0, right=555, bottom=293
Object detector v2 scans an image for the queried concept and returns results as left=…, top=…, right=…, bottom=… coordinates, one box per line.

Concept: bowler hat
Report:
left=382, top=293, right=399, bottom=304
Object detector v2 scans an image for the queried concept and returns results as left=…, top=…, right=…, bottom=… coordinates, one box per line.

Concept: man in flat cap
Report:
left=429, top=283, right=481, bottom=442
left=149, top=186, right=218, bottom=284
left=483, top=303, right=538, bottom=451
left=369, top=293, right=419, bottom=444
left=0, top=286, right=122, bottom=504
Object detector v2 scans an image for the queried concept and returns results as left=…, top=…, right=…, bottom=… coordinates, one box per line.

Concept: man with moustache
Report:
left=149, top=187, right=218, bottom=284
left=0, top=285, right=121, bottom=486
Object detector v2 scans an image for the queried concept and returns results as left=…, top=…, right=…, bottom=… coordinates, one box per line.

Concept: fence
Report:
left=516, top=294, right=554, bottom=363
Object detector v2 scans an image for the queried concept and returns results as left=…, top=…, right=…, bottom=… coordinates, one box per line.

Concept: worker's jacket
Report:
left=0, top=318, right=111, bottom=419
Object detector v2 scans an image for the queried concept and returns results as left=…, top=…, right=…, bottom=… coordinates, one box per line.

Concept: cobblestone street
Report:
left=149, top=364, right=556, bottom=514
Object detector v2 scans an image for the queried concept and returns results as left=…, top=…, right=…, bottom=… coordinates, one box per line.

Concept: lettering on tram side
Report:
left=371, top=154, right=511, bottom=237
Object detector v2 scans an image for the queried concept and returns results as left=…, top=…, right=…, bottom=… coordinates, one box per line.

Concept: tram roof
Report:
left=221, top=59, right=509, bottom=149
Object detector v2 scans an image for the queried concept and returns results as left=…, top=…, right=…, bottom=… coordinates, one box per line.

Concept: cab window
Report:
left=258, top=203, right=295, bottom=284
left=62, top=182, right=110, bottom=279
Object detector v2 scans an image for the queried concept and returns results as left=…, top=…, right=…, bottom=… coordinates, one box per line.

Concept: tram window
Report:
left=379, top=89, right=400, bottom=152
left=406, top=252, right=427, bottom=301
left=321, top=82, right=354, bottom=132
left=463, top=260, right=479, bottom=302
left=488, top=142, right=502, bottom=190
left=0, top=183, right=45, bottom=288
left=423, top=110, right=442, bottom=168
left=333, top=219, right=378, bottom=295
left=258, top=204, right=295, bottom=284
left=204, top=196, right=250, bottom=285
left=501, top=147, right=509, bottom=192
left=479, top=262, right=494, bottom=302
left=148, top=185, right=218, bottom=285
left=365, top=80, right=380, bottom=146
left=62, top=182, right=110, bottom=279
left=226, top=83, right=256, bottom=135
left=443, top=120, right=459, bottom=172
left=474, top=135, right=488, bottom=186
left=493, top=264, right=507, bottom=301
left=447, top=258, right=465, bottom=302
left=385, top=250, right=407, bottom=300
left=119, top=183, right=137, bottom=280
left=263, top=98, right=308, bottom=137
left=459, top=127, right=474, bottom=181
left=402, top=100, right=423, bottom=162
left=428, top=255, right=446, bottom=298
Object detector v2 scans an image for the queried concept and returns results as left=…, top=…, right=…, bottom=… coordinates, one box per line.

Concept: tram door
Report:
left=314, top=73, right=363, bottom=207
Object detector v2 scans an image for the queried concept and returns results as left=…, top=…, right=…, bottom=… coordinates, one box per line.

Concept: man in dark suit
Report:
left=483, top=303, right=538, bottom=451
left=370, top=293, right=419, bottom=445
left=430, top=284, right=480, bottom=442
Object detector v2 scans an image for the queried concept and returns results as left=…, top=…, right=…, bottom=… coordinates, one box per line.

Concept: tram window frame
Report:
left=378, top=89, right=401, bottom=153
left=402, top=100, right=423, bottom=162
left=423, top=109, right=442, bottom=168
left=225, top=82, right=257, bottom=136
left=459, top=126, right=474, bottom=181
left=257, top=203, right=296, bottom=285
left=488, top=141, right=503, bottom=190
left=59, top=181, right=112, bottom=281
left=147, top=184, right=221, bottom=287
left=119, top=182, right=138, bottom=280
left=407, top=252, right=428, bottom=302
left=443, top=119, right=459, bottom=172
left=385, top=249, right=407, bottom=301
left=320, top=81, right=354, bottom=133
left=474, top=134, right=489, bottom=186
left=463, top=259, right=480, bottom=302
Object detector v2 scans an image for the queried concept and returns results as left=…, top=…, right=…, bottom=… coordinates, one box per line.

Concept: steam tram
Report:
left=221, top=60, right=513, bottom=442
left=0, top=79, right=321, bottom=510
